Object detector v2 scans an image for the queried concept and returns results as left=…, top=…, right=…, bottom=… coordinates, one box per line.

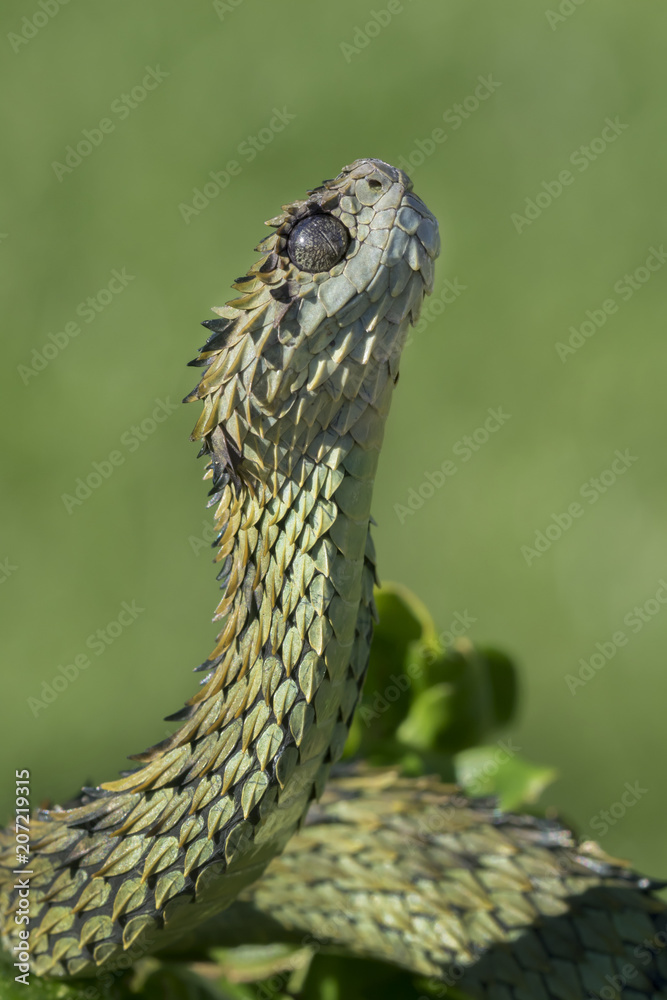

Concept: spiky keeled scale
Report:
left=0, top=159, right=439, bottom=977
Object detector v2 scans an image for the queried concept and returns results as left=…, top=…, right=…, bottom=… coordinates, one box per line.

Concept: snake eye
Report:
left=287, top=214, right=350, bottom=273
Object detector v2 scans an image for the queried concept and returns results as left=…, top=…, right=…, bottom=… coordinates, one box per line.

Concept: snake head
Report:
left=186, top=158, right=439, bottom=489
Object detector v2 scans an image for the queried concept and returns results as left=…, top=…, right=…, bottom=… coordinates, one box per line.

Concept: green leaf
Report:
left=396, top=641, right=519, bottom=755
left=396, top=682, right=453, bottom=751
left=140, top=964, right=242, bottom=1000
left=483, top=647, right=518, bottom=726
left=346, top=584, right=520, bottom=773
left=345, top=583, right=435, bottom=757
left=455, top=745, right=557, bottom=810
left=207, top=943, right=313, bottom=988
left=298, top=954, right=427, bottom=1000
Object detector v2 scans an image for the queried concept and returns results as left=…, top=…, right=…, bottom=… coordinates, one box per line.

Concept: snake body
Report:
left=0, top=158, right=439, bottom=978
left=2, top=160, right=666, bottom=1000
left=209, top=771, right=667, bottom=999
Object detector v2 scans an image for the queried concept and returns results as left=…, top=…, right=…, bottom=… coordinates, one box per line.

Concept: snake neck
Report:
left=120, top=378, right=392, bottom=780
left=0, top=157, right=439, bottom=978
left=110, top=286, right=402, bottom=782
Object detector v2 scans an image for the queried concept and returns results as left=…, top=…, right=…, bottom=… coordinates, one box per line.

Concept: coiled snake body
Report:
left=2, top=160, right=666, bottom=999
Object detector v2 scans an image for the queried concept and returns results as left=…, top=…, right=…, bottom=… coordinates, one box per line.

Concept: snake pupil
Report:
left=287, top=214, right=350, bottom=273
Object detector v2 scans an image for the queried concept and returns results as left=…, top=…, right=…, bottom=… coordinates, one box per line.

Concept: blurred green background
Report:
left=1, top=0, right=666, bottom=888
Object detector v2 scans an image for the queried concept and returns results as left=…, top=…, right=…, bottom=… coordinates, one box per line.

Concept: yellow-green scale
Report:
left=20, top=377, right=396, bottom=979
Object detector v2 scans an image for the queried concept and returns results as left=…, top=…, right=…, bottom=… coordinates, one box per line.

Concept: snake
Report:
left=1, top=158, right=666, bottom=999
